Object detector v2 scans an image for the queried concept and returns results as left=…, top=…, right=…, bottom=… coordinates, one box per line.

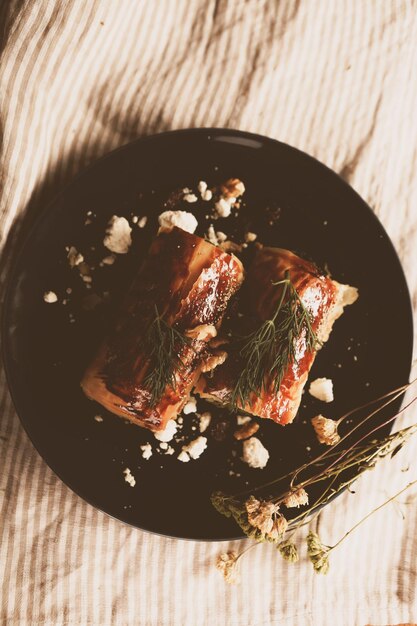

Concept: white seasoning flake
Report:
left=309, top=378, right=334, bottom=402
left=154, top=419, right=178, bottom=443
left=104, top=216, right=132, bottom=254
left=94, top=415, right=103, bottom=422
left=123, top=468, right=136, bottom=487
left=43, top=291, right=58, bottom=303
left=177, top=450, right=190, bottom=463
left=183, top=193, right=198, bottom=203
left=140, top=443, right=153, bottom=460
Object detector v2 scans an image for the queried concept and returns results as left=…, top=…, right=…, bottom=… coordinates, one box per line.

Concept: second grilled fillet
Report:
left=195, top=247, right=358, bottom=425
left=81, top=226, right=244, bottom=431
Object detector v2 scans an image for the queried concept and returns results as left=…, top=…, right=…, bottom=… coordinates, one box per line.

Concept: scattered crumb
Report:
left=183, top=193, right=198, bottom=203
left=199, top=412, right=212, bottom=433
left=101, top=254, right=116, bottom=266
left=309, top=378, right=334, bottom=402
left=234, top=421, right=259, bottom=441
left=182, top=436, right=208, bottom=460
left=154, top=420, right=178, bottom=443
left=43, top=291, right=58, bottom=303
left=220, top=178, right=245, bottom=199
left=159, top=442, right=168, bottom=450
left=67, top=246, right=84, bottom=268
left=132, top=216, right=139, bottom=224
left=215, top=198, right=233, bottom=218
left=219, top=240, right=243, bottom=254
left=237, top=415, right=251, bottom=425
left=94, top=415, right=103, bottom=422
left=158, top=210, right=198, bottom=234
left=183, top=398, right=197, bottom=414
left=202, top=189, right=213, bottom=201
left=215, top=231, right=227, bottom=242
left=165, top=446, right=175, bottom=455
left=242, top=437, right=269, bottom=469
left=177, top=450, right=190, bottom=463
left=137, top=216, right=147, bottom=228
left=104, top=216, right=132, bottom=254
left=123, top=468, right=136, bottom=487
left=140, top=443, right=153, bottom=460
left=198, top=181, right=207, bottom=194
left=245, top=232, right=257, bottom=243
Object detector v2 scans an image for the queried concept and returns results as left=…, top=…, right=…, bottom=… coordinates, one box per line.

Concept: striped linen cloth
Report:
left=1, top=1, right=417, bottom=624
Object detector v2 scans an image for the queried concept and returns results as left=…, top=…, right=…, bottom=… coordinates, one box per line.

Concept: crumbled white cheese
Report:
left=137, top=216, right=148, bottom=228
left=140, top=443, right=153, bottom=460
left=94, top=415, right=103, bottom=422
left=177, top=450, right=190, bottom=463
left=183, top=398, right=197, bottom=415
left=198, top=181, right=207, bottom=194
left=132, top=216, right=139, bottom=223
left=102, top=254, right=116, bottom=265
left=242, top=437, right=269, bottom=469
left=165, top=446, right=175, bottom=455
left=202, top=189, right=213, bottom=201
left=199, top=412, right=212, bottom=433
left=237, top=415, right=251, bottom=425
left=215, top=231, right=227, bottom=242
left=159, top=442, right=168, bottom=450
left=182, top=436, right=207, bottom=460
left=309, top=378, right=334, bottom=402
left=123, top=467, right=136, bottom=487
left=215, top=198, right=233, bottom=218
left=154, top=419, right=178, bottom=443
left=158, top=210, right=198, bottom=234
left=245, top=232, right=257, bottom=243
left=104, top=216, right=132, bottom=254
left=206, top=224, right=218, bottom=245
left=43, top=291, right=58, bottom=303
left=67, top=246, right=84, bottom=268
left=183, top=193, right=198, bottom=203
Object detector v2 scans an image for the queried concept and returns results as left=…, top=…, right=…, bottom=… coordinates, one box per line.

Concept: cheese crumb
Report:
left=102, top=254, right=116, bottom=265
left=215, top=231, right=227, bottom=242
left=137, top=216, right=148, bottom=228
left=123, top=468, right=136, bottom=487
left=94, top=415, right=103, bottom=422
left=198, top=181, right=208, bottom=194
left=158, top=210, right=198, bottom=234
left=43, top=291, right=58, bottom=303
left=140, top=443, right=153, bottom=460
left=182, top=436, right=208, bottom=460
left=309, top=378, right=334, bottom=402
left=202, top=189, right=213, bottom=201
left=165, top=446, right=175, bottom=455
left=132, top=216, right=139, bottom=223
left=215, top=198, right=233, bottom=218
left=177, top=450, right=190, bottom=463
left=237, top=415, right=251, bottom=425
left=199, top=412, right=212, bottom=433
left=183, top=398, right=197, bottom=415
left=242, top=437, right=269, bottom=469
left=245, top=232, right=257, bottom=243
left=183, top=193, right=198, bottom=203
left=104, top=216, right=132, bottom=254
left=154, top=419, right=178, bottom=443
left=67, top=246, right=84, bottom=268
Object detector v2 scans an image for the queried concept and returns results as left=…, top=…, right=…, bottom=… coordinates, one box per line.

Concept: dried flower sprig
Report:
left=212, top=380, right=417, bottom=576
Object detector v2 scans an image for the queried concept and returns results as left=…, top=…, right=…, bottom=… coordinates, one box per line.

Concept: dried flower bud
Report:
left=278, top=541, right=299, bottom=563
left=267, top=515, right=288, bottom=540
left=245, top=497, right=278, bottom=535
left=311, top=414, right=341, bottom=445
left=283, top=487, right=309, bottom=508
left=216, top=551, right=240, bottom=584
left=307, top=531, right=330, bottom=574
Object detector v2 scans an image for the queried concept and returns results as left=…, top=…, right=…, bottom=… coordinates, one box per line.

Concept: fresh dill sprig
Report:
left=230, top=271, right=319, bottom=408
left=142, top=306, right=191, bottom=407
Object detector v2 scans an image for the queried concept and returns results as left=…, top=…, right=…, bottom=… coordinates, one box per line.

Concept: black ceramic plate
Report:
left=2, top=129, right=413, bottom=540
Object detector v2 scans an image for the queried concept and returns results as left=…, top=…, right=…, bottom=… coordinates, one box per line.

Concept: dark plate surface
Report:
left=2, top=129, right=413, bottom=540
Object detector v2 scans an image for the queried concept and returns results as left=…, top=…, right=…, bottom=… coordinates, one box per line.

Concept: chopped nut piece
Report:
left=234, top=420, right=259, bottom=440
left=220, top=178, right=245, bottom=199
left=200, top=350, right=228, bottom=373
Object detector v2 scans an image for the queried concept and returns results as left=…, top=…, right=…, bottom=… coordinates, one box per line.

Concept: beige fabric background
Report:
left=1, top=1, right=417, bottom=624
